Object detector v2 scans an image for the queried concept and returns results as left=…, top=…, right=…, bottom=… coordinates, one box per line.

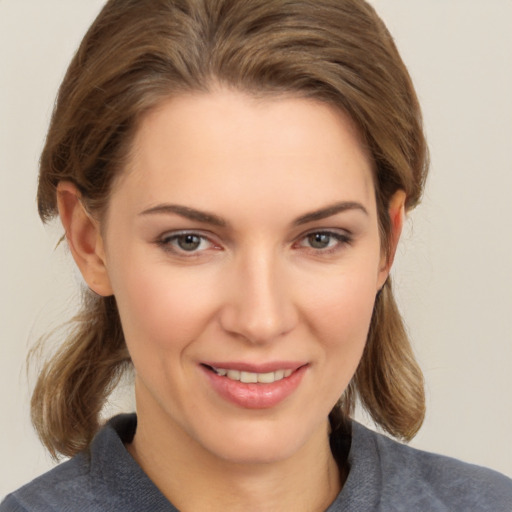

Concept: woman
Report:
left=2, top=0, right=511, bottom=510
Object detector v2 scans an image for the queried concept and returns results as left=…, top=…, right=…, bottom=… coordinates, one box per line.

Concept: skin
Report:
left=58, top=89, right=405, bottom=512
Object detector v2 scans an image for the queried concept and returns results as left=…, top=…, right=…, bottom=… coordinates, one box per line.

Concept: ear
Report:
left=377, top=189, right=406, bottom=289
left=57, top=181, right=113, bottom=296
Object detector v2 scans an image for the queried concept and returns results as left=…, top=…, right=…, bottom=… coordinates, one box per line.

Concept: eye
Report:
left=306, top=232, right=335, bottom=249
left=296, top=230, right=352, bottom=253
left=157, top=231, right=216, bottom=254
left=173, top=234, right=203, bottom=251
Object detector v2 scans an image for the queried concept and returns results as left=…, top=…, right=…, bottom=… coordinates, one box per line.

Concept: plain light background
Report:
left=1, top=0, right=511, bottom=497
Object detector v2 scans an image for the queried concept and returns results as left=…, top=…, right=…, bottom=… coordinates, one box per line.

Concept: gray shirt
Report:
left=2, top=414, right=511, bottom=511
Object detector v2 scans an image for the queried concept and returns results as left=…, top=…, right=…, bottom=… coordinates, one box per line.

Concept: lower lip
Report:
left=201, top=365, right=308, bottom=409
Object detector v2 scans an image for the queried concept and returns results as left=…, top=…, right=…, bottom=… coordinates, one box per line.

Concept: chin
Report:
left=195, top=415, right=328, bottom=466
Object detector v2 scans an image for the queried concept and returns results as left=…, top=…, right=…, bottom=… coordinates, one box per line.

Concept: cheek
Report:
left=109, top=256, right=219, bottom=353
left=300, top=261, right=379, bottom=393
left=316, top=280, right=376, bottom=363
left=331, top=273, right=376, bottom=328
left=301, top=253, right=380, bottom=338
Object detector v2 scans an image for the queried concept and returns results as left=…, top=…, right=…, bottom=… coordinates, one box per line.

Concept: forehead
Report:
left=112, top=89, right=376, bottom=220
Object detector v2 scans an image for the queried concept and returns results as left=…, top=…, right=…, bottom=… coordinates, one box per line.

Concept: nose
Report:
left=218, top=249, right=298, bottom=344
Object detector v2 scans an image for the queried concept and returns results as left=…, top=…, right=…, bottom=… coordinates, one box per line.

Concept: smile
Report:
left=210, top=367, right=294, bottom=384
left=202, top=363, right=308, bottom=409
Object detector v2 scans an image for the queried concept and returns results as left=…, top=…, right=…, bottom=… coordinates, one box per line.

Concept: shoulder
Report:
left=345, top=421, right=512, bottom=511
left=0, top=414, right=159, bottom=512
left=0, top=452, right=96, bottom=512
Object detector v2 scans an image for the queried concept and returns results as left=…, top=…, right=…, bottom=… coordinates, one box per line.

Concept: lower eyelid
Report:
left=299, top=231, right=351, bottom=243
left=156, top=230, right=351, bottom=253
left=156, top=232, right=214, bottom=252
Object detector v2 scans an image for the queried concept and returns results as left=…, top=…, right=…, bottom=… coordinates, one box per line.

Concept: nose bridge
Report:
left=220, top=244, right=296, bottom=343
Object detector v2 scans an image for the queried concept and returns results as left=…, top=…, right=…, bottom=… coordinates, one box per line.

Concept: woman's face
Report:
left=100, top=89, right=393, bottom=464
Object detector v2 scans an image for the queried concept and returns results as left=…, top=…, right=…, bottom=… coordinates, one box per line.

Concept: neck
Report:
left=127, top=401, right=344, bottom=512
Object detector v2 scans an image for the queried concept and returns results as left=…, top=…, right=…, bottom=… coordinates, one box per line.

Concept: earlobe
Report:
left=377, top=189, right=406, bottom=288
left=56, top=182, right=113, bottom=296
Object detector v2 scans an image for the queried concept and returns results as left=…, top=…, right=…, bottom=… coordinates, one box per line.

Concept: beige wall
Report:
left=1, top=0, right=511, bottom=496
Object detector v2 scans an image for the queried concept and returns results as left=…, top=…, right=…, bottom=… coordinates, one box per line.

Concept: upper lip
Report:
left=201, top=361, right=308, bottom=373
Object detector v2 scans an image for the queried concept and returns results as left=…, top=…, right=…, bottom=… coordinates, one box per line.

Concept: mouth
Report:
left=200, top=362, right=308, bottom=408
left=204, top=365, right=294, bottom=384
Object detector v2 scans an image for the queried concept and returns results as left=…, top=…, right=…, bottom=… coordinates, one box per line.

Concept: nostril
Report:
left=217, top=281, right=298, bottom=344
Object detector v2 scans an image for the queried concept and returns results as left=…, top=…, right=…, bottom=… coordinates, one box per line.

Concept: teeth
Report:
left=274, top=370, right=285, bottom=380
left=226, top=369, right=240, bottom=380
left=212, top=367, right=294, bottom=383
left=240, top=371, right=258, bottom=383
left=257, top=372, right=276, bottom=384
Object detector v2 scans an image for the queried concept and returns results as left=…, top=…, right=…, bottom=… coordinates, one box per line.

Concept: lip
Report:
left=202, top=361, right=304, bottom=373
left=200, top=362, right=308, bottom=409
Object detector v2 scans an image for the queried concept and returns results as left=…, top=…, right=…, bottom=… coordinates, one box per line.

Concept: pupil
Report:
left=178, top=235, right=201, bottom=251
left=309, top=233, right=330, bottom=249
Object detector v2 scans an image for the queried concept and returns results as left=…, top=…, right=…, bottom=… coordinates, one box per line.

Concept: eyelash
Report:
left=156, top=231, right=218, bottom=255
left=294, top=230, right=352, bottom=254
left=155, top=229, right=352, bottom=257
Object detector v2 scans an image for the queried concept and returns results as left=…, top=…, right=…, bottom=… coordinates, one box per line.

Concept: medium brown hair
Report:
left=34, top=0, right=428, bottom=458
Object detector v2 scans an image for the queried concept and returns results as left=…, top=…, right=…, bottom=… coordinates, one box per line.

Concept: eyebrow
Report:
left=139, top=200, right=368, bottom=227
left=293, top=201, right=368, bottom=225
left=139, top=204, right=227, bottom=227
